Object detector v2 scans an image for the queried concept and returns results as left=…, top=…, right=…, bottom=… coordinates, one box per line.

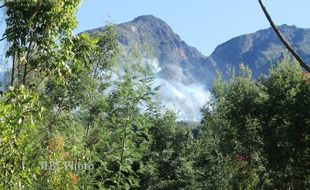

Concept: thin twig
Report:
left=258, top=0, right=310, bottom=73
left=0, top=36, right=7, bottom=42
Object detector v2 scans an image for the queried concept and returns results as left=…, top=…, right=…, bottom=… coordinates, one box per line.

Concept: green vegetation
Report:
left=196, top=62, right=310, bottom=189
left=0, top=1, right=309, bottom=189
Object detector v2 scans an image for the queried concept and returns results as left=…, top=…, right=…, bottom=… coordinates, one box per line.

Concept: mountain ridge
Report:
left=65, top=16, right=310, bottom=121
left=208, top=24, right=310, bottom=78
left=85, top=15, right=310, bottom=82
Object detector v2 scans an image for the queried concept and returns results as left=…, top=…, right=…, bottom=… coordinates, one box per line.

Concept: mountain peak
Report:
left=131, top=15, right=172, bottom=30
left=277, top=24, right=300, bottom=33
left=116, top=15, right=212, bottom=83
left=133, top=15, right=158, bottom=22
left=278, top=24, right=297, bottom=29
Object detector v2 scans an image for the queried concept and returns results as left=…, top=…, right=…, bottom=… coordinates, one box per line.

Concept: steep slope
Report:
left=208, top=25, right=310, bottom=78
left=86, top=15, right=216, bottom=86
left=117, top=15, right=216, bottom=85
left=85, top=15, right=214, bottom=121
left=117, top=16, right=216, bottom=121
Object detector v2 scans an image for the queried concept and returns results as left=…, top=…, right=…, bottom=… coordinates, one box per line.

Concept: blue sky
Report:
left=76, top=0, right=310, bottom=55
left=72, top=1, right=310, bottom=56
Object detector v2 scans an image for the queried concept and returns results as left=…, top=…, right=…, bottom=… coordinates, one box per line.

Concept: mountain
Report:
left=117, top=15, right=216, bottom=85
left=208, top=24, right=310, bottom=78
left=0, top=68, right=10, bottom=92
left=86, top=15, right=215, bottom=86
left=84, top=15, right=215, bottom=121
left=86, top=16, right=310, bottom=84
left=81, top=16, right=310, bottom=121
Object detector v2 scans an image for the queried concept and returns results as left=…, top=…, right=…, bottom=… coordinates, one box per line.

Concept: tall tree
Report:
left=0, top=0, right=117, bottom=188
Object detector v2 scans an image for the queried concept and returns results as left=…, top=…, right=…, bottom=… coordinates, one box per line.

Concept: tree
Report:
left=0, top=0, right=117, bottom=188
left=2, top=0, right=84, bottom=87
left=77, top=53, right=158, bottom=189
left=261, top=62, right=310, bottom=188
left=199, top=62, right=309, bottom=189
left=139, top=111, right=195, bottom=190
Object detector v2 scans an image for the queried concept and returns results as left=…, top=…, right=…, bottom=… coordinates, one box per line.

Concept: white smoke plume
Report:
left=147, top=57, right=211, bottom=122
left=155, top=78, right=210, bottom=122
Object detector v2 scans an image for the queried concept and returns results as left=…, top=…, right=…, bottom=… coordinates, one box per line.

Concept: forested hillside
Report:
left=0, top=1, right=309, bottom=189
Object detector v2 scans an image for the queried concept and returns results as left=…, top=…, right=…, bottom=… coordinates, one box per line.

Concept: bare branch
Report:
left=0, top=36, right=7, bottom=42
left=0, top=34, right=16, bottom=42
left=258, top=0, right=310, bottom=73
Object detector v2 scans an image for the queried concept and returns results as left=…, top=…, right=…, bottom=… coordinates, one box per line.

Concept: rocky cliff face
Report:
left=116, top=15, right=215, bottom=85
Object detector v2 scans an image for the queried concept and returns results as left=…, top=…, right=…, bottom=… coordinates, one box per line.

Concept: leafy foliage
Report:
left=199, top=62, right=310, bottom=189
left=0, top=86, right=42, bottom=189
